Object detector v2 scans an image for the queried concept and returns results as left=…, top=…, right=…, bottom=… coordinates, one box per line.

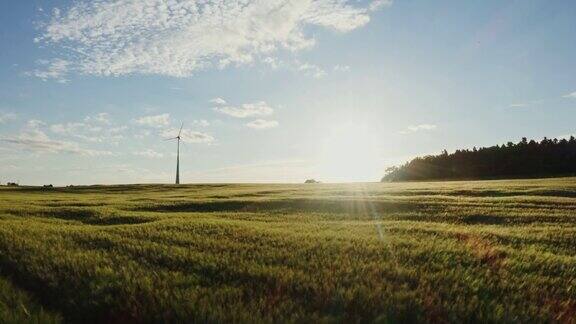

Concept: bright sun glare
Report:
left=317, top=121, right=384, bottom=182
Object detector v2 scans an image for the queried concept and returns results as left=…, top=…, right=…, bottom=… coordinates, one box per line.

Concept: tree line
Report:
left=382, top=136, right=576, bottom=182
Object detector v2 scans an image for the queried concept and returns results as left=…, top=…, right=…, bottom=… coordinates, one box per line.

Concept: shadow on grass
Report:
left=459, top=214, right=507, bottom=225
left=132, top=199, right=427, bottom=215
left=130, top=199, right=576, bottom=225
left=6, top=208, right=155, bottom=226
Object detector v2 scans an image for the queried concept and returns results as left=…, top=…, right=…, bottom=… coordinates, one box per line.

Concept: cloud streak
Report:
left=134, top=114, right=170, bottom=128
left=400, top=124, right=437, bottom=134
left=262, top=57, right=327, bottom=78
left=0, top=112, right=17, bottom=124
left=133, top=149, right=164, bottom=159
left=213, top=100, right=274, bottom=118
left=48, top=112, right=126, bottom=143
left=295, top=61, right=326, bottom=79
left=246, top=119, right=279, bottom=129
left=35, top=0, right=388, bottom=79
left=28, top=59, right=70, bottom=83
left=2, top=125, right=112, bottom=156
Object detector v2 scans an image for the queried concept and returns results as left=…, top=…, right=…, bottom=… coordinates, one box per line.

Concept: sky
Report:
left=1, top=0, right=576, bottom=185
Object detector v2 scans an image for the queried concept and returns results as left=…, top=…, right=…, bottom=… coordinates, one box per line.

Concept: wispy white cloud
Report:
left=192, top=119, right=210, bottom=127
left=246, top=119, right=279, bottom=130
left=34, top=0, right=388, bottom=79
left=400, top=124, right=437, bottom=134
left=48, top=113, right=126, bottom=143
left=369, top=0, right=393, bottom=12
left=27, top=59, right=70, bottom=83
left=295, top=61, right=326, bottom=79
left=509, top=92, right=574, bottom=108
left=133, top=149, right=164, bottom=159
left=50, top=122, right=86, bottom=134
left=333, top=64, right=351, bottom=72
left=210, top=98, right=227, bottom=105
left=134, top=113, right=170, bottom=128
left=263, top=57, right=281, bottom=70
left=161, top=128, right=215, bottom=144
left=213, top=101, right=274, bottom=118
left=262, top=57, right=326, bottom=78
left=133, top=130, right=151, bottom=139
left=26, top=120, right=47, bottom=129
left=84, top=112, right=111, bottom=125
left=0, top=112, right=17, bottom=124
left=2, top=121, right=113, bottom=156
left=508, top=97, right=548, bottom=108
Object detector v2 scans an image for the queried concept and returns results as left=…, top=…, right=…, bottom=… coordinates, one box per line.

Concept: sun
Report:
left=317, top=121, right=384, bottom=182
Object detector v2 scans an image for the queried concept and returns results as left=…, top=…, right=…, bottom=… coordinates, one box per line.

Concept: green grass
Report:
left=0, top=178, right=575, bottom=323
left=0, top=276, right=61, bottom=324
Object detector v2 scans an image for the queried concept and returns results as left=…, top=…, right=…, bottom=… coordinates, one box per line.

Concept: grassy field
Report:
left=1, top=178, right=575, bottom=323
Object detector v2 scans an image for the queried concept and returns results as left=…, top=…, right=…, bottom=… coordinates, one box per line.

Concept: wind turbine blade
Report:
left=178, top=122, right=184, bottom=137
left=164, top=137, right=178, bottom=141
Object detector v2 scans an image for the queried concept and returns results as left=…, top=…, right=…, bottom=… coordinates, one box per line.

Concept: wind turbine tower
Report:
left=166, top=123, right=184, bottom=184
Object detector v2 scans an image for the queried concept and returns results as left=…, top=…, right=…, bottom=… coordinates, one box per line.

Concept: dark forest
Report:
left=382, top=137, right=576, bottom=182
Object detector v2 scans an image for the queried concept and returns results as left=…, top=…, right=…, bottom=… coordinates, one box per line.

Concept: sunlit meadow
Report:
left=1, top=178, right=575, bottom=322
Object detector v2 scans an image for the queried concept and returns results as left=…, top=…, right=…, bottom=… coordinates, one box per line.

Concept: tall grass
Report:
left=0, top=178, right=575, bottom=322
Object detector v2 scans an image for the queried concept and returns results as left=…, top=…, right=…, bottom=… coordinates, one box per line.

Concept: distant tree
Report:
left=381, top=167, right=400, bottom=182
left=382, top=136, right=576, bottom=182
left=305, top=179, right=320, bottom=184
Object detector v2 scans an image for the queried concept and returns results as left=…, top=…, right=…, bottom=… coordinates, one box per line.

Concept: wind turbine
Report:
left=165, top=123, right=183, bottom=184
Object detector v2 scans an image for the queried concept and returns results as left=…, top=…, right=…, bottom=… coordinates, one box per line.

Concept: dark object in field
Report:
left=43, top=184, right=54, bottom=188
left=383, top=136, right=576, bottom=182
left=6, top=182, right=19, bottom=186
left=305, top=179, right=320, bottom=183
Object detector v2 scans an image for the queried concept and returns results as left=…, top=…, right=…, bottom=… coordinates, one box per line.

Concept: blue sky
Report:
left=1, top=0, right=576, bottom=185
